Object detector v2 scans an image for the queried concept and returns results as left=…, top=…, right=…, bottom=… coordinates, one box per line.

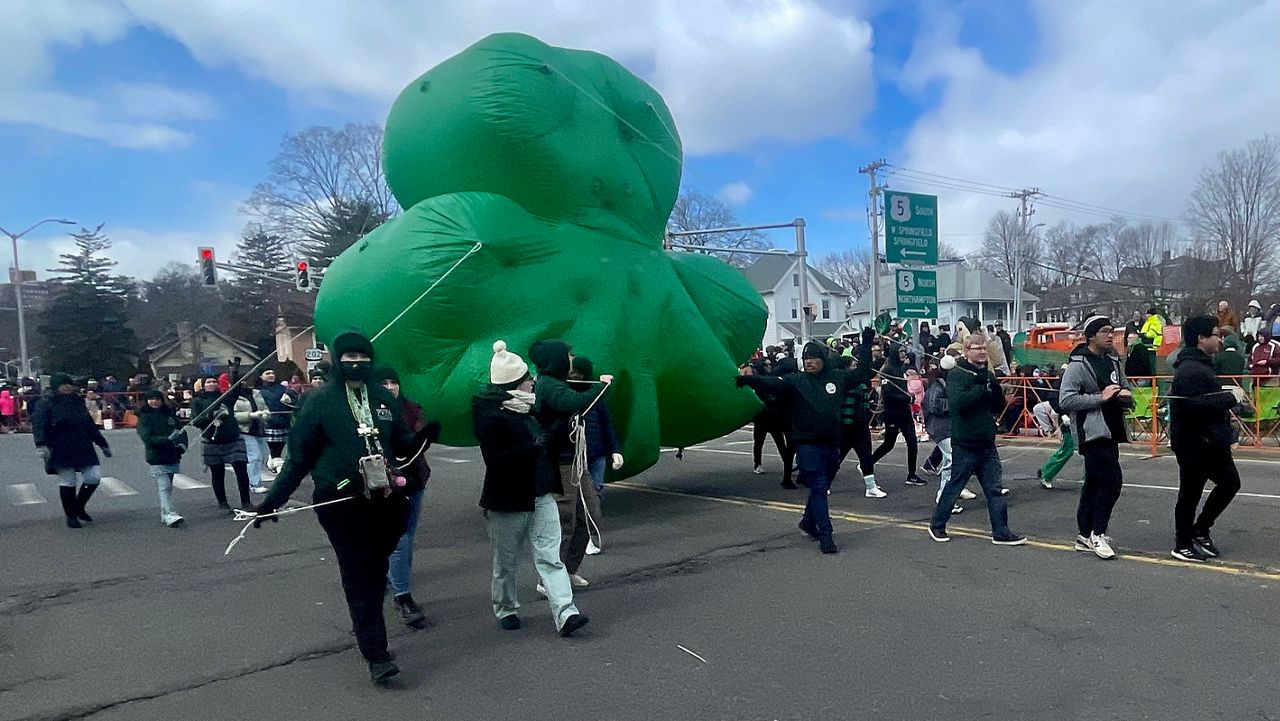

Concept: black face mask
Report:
left=341, top=360, right=372, bottom=382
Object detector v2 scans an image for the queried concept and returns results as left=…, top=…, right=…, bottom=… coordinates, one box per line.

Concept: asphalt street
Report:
left=2, top=428, right=1279, bottom=721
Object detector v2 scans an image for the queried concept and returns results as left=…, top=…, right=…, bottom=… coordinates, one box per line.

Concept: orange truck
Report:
left=1014, top=322, right=1181, bottom=374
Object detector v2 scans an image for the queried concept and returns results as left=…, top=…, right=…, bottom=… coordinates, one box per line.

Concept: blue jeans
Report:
left=245, top=435, right=270, bottom=488
left=931, top=443, right=1011, bottom=537
left=149, top=463, right=181, bottom=519
left=795, top=444, right=839, bottom=540
left=486, top=494, right=580, bottom=630
left=387, top=488, right=424, bottom=597
left=587, top=457, right=606, bottom=497
left=55, top=465, right=101, bottom=488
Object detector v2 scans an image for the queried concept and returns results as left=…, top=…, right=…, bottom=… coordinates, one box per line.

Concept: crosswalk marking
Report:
left=98, top=477, right=138, bottom=497
left=172, top=474, right=209, bottom=490
left=7, top=484, right=46, bottom=505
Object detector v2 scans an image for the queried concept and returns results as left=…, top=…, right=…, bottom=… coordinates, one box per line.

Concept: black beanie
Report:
left=331, top=330, right=374, bottom=361
left=570, top=355, right=595, bottom=379
left=49, top=373, right=75, bottom=390
left=371, top=363, right=399, bottom=383
left=529, top=339, right=572, bottom=380
left=801, top=341, right=827, bottom=360
left=1083, top=315, right=1112, bottom=339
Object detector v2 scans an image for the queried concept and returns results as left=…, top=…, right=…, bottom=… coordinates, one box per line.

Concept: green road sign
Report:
left=885, top=191, right=938, bottom=265
left=895, top=269, right=938, bottom=319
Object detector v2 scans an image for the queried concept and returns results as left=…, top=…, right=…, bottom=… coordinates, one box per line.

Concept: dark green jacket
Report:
left=190, top=391, right=241, bottom=444
left=533, top=375, right=603, bottom=464
left=263, top=382, right=416, bottom=508
left=1213, top=337, right=1247, bottom=378
left=946, top=359, right=1006, bottom=448
left=136, top=404, right=185, bottom=465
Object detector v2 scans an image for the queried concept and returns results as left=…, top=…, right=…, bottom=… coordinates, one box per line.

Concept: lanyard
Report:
left=345, top=386, right=383, bottom=456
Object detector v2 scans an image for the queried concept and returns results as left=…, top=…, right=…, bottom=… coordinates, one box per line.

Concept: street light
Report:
left=0, top=218, right=77, bottom=379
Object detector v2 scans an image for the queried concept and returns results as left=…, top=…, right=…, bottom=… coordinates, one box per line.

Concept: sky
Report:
left=2, top=0, right=1278, bottom=283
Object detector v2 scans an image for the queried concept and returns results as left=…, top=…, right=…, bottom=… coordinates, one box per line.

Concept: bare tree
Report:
left=814, top=247, right=872, bottom=298
left=1185, top=134, right=1280, bottom=296
left=977, top=209, right=1041, bottom=285
left=666, top=188, right=771, bottom=267
left=1042, top=221, right=1098, bottom=286
left=245, top=123, right=398, bottom=246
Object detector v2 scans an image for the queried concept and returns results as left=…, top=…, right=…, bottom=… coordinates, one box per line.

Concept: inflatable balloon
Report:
left=314, top=33, right=766, bottom=477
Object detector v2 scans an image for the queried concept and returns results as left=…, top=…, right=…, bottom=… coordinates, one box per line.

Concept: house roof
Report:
left=741, top=254, right=848, bottom=296
left=144, top=324, right=260, bottom=363
left=848, top=261, right=1040, bottom=315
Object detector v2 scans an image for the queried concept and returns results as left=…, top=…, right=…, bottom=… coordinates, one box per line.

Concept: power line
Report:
left=1024, top=259, right=1200, bottom=293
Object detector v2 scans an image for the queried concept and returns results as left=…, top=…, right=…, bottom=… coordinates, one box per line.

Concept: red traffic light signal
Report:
left=297, top=261, right=308, bottom=271
left=295, top=258, right=312, bottom=292
left=197, top=247, right=217, bottom=286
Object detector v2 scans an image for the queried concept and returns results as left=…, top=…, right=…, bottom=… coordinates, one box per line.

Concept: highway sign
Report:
left=304, top=348, right=324, bottom=362
left=895, top=269, right=938, bottom=319
left=885, top=191, right=938, bottom=265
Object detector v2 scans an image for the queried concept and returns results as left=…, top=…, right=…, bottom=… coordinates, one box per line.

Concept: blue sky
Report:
left=2, top=0, right=1275, bottom=281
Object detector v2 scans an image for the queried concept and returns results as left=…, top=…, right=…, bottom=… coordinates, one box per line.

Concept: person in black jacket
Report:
left=136, top=389, right=188, bottom=527
left=474, top=340, right=588, bottom=637
left=744, top=358, right=795, bottom=488
left=189, top=377, right=252, bottom=513
left=835, top=334, right=885, bottom=498
left=869, top=344, right=924, bottom=486
left=737, top=329, right=876, bottom=555
left=1168, top=316, right=1247, bottom=563
left=31, top=373, right=112, bottom=528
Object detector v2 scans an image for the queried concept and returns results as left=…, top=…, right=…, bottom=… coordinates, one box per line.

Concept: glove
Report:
left=213, top=405, right=230, bottom=419
left=174, top=437, right=189, bottom=454
left=101, top=446, right=112, bottom=458
left=422, top=420, right=442, bottom=444
left=266, top=456, right=284, bottom=473
left=599, top=374, right=614, bottom=384
left=611, top=452, right=624, bottom=470
left=735, top=375, right=749, bottom=388
left=252, top=502, right=279, bottom=529
left=37, top=446, right=50, bottom=461
left=251, top=410, right=270, bottom=420
left=1229, top=386, right=1248, bottom=404
left=533, top=431, right=552, bottom=447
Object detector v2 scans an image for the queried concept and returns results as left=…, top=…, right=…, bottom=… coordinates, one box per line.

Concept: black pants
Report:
left=753, top=415, right=793, bottom=482
left=839, top=423, right=875, bottom=477
left=1078, top=440, right=1123, bottom=536
left=316, top=494, right=408, bottom=664
left=1173, top=445, right=1241, bottom=548
left=209, top=461, right=251, bottom=506
left=267, top=440, right=287, bottom=458
left=871, top=412, right=917, bottom=477
left=925, top=446, right=943, bottom=468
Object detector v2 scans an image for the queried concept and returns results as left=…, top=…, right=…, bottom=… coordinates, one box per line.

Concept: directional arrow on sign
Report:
left=900, top=249, right=928, bottom=257
left=899, top=306, right=933, bottom=315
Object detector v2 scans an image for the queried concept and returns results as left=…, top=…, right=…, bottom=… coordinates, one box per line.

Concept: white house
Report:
left=741, top=255, right=853, bottom=347
left=846, top=259, right=1040, bottom=331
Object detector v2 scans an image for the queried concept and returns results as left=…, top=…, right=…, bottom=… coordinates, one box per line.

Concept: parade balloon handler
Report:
left=190, top=377, right=254, bottom=514
left=567, top=355, right=622, bottom=556
left=32, top=373, right=111, bottom=529
left=251, top=330, right=439, bottom=685
left=136, top=389, right=188, bottom=528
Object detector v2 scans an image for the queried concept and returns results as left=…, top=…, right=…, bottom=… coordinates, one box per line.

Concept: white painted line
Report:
left=434, top=457, right=471, bottom=464
left=172, top=474, right=209, bottom=490
left=98, top=477, right=137, bottom=497
left=7, top=483, right=46, bottom=505
left=1124, top=482, right=1280, bottom=500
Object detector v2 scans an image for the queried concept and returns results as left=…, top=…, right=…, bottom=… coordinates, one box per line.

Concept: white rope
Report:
left=370, top=242, right=483, bottom=343
left=223, top=497, right=355, bottom=556
left=568, top=379, right=612, bottom=551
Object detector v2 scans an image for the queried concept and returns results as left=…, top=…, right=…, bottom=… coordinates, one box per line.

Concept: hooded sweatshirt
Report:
left=529, top=339, right=603, bottom=465
left=1213, top=335, right=1247, bottom=378
left=1059, top=342, right=1131, bottom=448
left=1169, top=347, right=1236, bottom=451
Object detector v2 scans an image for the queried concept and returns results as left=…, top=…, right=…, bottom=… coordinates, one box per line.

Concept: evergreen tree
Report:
left=131, top=263, right=225, bottom=346
left=302, top=198, right=388, bottom=270
left=38, top=225, right=139, bottom=376
left=225, top=227, right=293, bottom=343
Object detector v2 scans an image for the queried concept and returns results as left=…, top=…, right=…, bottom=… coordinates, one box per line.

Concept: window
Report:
left=791, top=298, right=799, bottom=319
left=792, top=273, right=799, bottom=287
left=821, top=299, right=831, bottom=319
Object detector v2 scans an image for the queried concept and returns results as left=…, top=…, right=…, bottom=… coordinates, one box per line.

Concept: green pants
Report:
left=1040, top=428, right=1075, bottom=482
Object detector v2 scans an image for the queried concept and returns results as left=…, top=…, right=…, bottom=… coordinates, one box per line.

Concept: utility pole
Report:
left=858, top=159, right=886, bottom=328
left=1008, top=188, right=1042, bottom=334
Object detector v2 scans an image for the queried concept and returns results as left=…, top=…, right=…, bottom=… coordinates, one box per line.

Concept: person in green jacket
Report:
left=135, top=389, right=188, bottom=527
left=1213, top=328, right=1247, bottom=381
left=254, top=330, right=436, bottom=685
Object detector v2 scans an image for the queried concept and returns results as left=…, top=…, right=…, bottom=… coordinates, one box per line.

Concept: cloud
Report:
left=113, top=82, right=218, bottom=121
left=894, top=0, right=1280, bottom=252
left=719, top=181, right=754, bottom=206
left=118, top=0, right=875, bottom=155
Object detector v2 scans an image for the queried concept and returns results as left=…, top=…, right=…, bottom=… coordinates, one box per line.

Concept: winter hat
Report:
left=570, top=355, right=595, bottom=379
left=1248, top=299, right=1262, bottom=310
left=774, top=352, right=787, bottom=361
left=49, top=373, right=76, bottom=390
left=371, top=364, right=400, bottom=384
left=528, top=339, right=571, bottom=380
left=490, top=340, right=530, bottom=385
left=1083, top=315, right=1113, bottom=339
left=940, top=354, right=957, bottom=371
left=801, top=341, right=828, bottom=360
left=331, top=330, right=375, bottom=361
left=143, top=389, right=165, bottom=401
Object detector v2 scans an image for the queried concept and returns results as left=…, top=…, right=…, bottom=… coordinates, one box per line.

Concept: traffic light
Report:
left=197, top=247, right=217, bottom=286
left=295, top=260, right=312, bottom=292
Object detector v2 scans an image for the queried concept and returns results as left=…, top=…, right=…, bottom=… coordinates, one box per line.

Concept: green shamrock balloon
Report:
left=314, top=33, right=765, bottom=477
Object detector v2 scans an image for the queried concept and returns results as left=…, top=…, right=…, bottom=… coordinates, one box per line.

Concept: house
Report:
left=741, top=254, right=852, bottom=347
left=1036, top=253, right=1225, bottom=326
left=846, top=259, right=1040, bottom=331
left=141, top=322, right=261, bottom=379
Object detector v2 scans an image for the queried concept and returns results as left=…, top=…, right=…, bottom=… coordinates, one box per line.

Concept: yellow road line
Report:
left=612, top=481, right=1280, bottom=582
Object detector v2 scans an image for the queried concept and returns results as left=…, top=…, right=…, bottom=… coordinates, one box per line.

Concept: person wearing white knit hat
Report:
left=473, top=340, right=589, bottom=637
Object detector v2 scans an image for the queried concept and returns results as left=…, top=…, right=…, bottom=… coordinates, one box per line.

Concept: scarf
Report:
left=502, top=389, right=536, bottom=414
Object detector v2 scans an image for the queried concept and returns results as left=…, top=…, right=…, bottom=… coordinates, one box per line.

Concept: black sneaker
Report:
left=780, top=479, right=798, bottom=489
left=921, top=461, right=938, bottom=475
left=369, top=660, right=400, bottom=684
left=1171, top=546, right=1208, bottom=563
left=1192, top=535, right=1220, bottom=558
left=905, top=476, right=927, bottom=486
left=393, top=593, right=428, bottom=629
left=500, top=615, right=521, bottom=631
left=818, top=536, right=839, bottom=554
left=928, top=527, right=950, bottom=543
left=997, top=487, right=1011, bottom=496
left=992, top=533, right=1027, bottom=546
left=559, top=614, right=590, bottom=637
left=798, top=518, right=818, bottom=540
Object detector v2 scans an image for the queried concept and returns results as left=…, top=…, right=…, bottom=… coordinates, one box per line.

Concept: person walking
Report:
left=1168, top=317, right=1247, bottom=563
left=190, top=377, right=252, bottom=513
left=233, top=382, right=272, bottom=494
left=31, top=374, right=111, bottom=528
left=744, top=360, right=795, bottom=488
left=1059, top=316, right=1133, bottom=560
left=835, top=340, right=887, bottom=499
left=473, top=340, right=589, bottom=637
left=870, top=344, right=924, bottom=486
left=256, top=368, right=297, bottom=459
left=568, top=356, right=622, bottom=554
left=0, top=386, right=16, bottom=432
left=254, top=330, right=436, bottom=683
left=928, top=334, right=1026, bottom=546
left=923, top=354, right=964, bottom=516
left=136, top=389, right=187, bottom=527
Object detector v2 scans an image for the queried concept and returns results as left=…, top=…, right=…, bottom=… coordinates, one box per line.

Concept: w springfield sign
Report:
left=885, top=191, right=938, bottom=265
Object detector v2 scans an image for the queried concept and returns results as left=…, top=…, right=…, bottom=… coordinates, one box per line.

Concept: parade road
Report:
left=2, top=429, right=1279, bottom=721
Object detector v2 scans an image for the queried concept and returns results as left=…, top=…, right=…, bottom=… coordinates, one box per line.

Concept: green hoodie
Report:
left=1213, top=335, right=1246, bottom=378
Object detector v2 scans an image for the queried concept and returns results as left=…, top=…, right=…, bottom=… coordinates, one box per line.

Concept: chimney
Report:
left=1161, top=249, right=1172, bottom=263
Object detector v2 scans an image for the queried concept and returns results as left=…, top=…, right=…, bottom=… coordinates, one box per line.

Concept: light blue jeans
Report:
left=587, top=457, right=606, bottom=497
left=55, top=465, right=101, bottom=488
left=486, top=493, right=579, bottom=630
left=387, top=488, right=424, bottom=597
left=245, top=435, right=270, bottom=488
left=149, top=463, right=181, bottom=518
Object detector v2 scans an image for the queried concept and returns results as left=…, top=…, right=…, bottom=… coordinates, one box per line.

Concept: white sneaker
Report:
left=1074, top=534, right=1091, bottom=551
left=162, top=513, right=185, bottom=528
left=535, top=583, right=547, bottom=596
left=752, top=465, right=765, bottom=475
left=959, top=488, right=977, bottom=500
left=570, top=574, right=590, bottom=588
left=1090, top=532, right=1116, bottom=560
left=950, top=504, right=963, bottom=514
left=585, top=541, right=601, bottom=556
left=251, top=485, right=269, bottom=494
left=865, top=486, right=887, bottom=498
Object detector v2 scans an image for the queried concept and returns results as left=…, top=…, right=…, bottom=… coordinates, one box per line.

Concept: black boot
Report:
left=75, top=484, right=97, bottom=523
left=59, top=487, right=82, bottom=529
